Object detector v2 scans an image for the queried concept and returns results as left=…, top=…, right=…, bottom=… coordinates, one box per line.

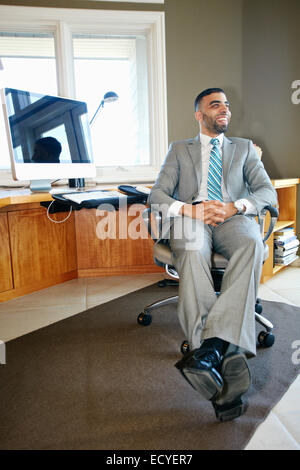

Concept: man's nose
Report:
left=220, top=104, right=228, bottom=113
left=221, top=107, right=230, bottom=116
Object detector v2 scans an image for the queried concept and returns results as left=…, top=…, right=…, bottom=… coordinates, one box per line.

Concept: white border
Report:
left=0, top=5, right=168, bottom=184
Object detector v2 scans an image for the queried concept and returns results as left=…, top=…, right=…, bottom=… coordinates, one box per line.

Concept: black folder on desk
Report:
left=49, top=189, right=147, bottom=211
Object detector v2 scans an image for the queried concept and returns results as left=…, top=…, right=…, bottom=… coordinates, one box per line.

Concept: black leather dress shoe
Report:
left=175, top=348, right=223, bottom=401
left=212, top=352, right=251, bottom=422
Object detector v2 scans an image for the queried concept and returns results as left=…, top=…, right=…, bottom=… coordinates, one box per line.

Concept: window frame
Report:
left=0, top=5, right=168, bottom=184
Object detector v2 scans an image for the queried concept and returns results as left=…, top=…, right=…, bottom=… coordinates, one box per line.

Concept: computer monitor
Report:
left=1, top=87, right=96, bottom=191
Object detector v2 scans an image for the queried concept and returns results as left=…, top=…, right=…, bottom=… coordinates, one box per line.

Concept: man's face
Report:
left=195, top=92, right=231, bottom=136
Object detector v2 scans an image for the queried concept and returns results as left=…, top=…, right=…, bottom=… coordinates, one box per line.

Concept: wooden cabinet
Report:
left=8, top=207, right=77, bottom=289
left=261, top=178, right=300, bottom=283
left=0, top=213, right=13, bottom=293
left=0, top=204, right=78, bottom=302
left=75, top=205, right=161, bottom=277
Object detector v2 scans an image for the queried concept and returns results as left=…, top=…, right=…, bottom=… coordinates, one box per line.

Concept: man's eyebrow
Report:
left=209, top=100, right=230, bottom=106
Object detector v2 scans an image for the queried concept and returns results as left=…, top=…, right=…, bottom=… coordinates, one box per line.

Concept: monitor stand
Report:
left=68, top=178, right=85, bottom=189
left=30, top=179, right=52, bottom=192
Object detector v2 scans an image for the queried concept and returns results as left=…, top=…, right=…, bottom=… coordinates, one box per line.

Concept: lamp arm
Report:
left=89, top=100, right=104, bottom=125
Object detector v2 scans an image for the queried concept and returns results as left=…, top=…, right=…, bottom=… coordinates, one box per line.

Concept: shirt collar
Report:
left=200, top=132, right=224, bottom=147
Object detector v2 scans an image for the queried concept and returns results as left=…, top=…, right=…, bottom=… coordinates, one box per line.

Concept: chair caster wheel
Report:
left=137, top=312, right=152, bottom=326
left=258, top=331, right=275, bottom=348
left=158, top=279, right=179, bottom=287
left=255, top=303, right=263, bottom=314
left=180, top=340, right=190, bottom=355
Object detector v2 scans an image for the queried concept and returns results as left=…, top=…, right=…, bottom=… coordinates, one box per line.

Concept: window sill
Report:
left=0, top=167, right=157, bottom=189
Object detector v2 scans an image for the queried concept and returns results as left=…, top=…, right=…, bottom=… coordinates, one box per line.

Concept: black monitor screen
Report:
left=4, top=88, right=93, bottom=165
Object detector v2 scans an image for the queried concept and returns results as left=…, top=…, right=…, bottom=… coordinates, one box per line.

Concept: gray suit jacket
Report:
left=149, top=134, right=278, bottom=239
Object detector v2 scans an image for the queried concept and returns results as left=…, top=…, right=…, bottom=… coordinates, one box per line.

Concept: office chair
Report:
left=137, top=205, right=279, bottom=352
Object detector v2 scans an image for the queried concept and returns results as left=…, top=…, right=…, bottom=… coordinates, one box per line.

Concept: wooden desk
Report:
left=0, top=187, right=162, bottom=302
left=0, top=188, right=53, bottom=209
left=0, top=178, right=299, bottom=301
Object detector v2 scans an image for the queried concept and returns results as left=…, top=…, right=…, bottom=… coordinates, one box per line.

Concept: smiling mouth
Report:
left=216, top=116, right=228, bottom=123
left=217, top=116, right=228, bottom=122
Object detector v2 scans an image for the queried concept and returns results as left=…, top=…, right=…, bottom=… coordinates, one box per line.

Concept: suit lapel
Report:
left=222, top=135, right=236, bottom=197
left=186, top=134, right=237, bottom=199
left=187, top=135, right=202, bottom=190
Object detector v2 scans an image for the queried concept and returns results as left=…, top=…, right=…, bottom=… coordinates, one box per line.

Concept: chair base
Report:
left=255, top=300, right=275, bottom=347
left=158, top=279, right=179, bottom=287
left=137, top=294, right=275, bottom=348
left=137, top=295, right=179, bottom=327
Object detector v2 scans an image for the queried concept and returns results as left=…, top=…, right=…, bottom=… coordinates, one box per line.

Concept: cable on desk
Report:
left=46, top=200, right=72, bottom=224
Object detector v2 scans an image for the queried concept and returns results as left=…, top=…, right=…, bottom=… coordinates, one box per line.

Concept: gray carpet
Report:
left=0, top=283, right=299, bottom=450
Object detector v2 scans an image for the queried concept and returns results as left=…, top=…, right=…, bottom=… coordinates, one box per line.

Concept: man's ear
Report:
left=195, top=110, right=202, bottom=123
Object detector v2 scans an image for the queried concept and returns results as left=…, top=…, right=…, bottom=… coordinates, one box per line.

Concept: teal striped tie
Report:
left=207, top=138, right=223, bottom=201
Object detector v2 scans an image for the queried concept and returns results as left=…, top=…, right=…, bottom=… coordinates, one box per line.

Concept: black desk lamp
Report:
left=69, top=91, right=119, bottom=189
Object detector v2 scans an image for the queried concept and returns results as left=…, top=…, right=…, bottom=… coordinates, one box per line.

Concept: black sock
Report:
left=200, top=337, right=229, bottom=356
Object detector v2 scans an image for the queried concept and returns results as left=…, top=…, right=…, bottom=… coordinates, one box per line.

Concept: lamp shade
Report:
left=103, top=91, right=118, bottom=103
left=90, top=91, right=119, bottom=125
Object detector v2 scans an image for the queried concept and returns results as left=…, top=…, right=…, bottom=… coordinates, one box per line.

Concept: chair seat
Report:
left=153, top=242, right=269, bottom=271
left=153, top=242, right=228, bottom=269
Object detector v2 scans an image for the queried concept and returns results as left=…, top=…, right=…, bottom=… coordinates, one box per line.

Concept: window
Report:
left=73, top=35, right=150, bottom=168
left=0, top=6, right=168, bottom=183
left=0, top=33, right=58, bottom=169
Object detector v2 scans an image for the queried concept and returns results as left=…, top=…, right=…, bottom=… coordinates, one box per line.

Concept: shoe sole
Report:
left=216, top=353, right=251, bottom=406
left=177, top=367, right=223, bottom=401
left=213, top=353, right=251, bottom=422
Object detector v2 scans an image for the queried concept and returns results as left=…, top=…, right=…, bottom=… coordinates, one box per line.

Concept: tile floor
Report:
left=0, top=266, right=299, bottom=450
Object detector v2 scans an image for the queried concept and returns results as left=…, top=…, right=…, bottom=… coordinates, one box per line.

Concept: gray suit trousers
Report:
left=170, top=215, right=264, bottom=356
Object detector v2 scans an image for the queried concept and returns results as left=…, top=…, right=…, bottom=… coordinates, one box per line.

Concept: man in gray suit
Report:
left=149, top=88, right=277, bottom=421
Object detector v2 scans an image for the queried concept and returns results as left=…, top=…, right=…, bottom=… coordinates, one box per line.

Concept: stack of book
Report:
left=274, top=227, right=299, bottom=266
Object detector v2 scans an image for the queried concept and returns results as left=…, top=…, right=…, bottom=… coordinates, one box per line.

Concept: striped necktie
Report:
left=207, top=137, right=223, bottom=201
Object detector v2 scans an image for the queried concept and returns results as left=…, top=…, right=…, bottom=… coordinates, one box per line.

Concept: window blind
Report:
left=0, top=34, right=55, bottom=58
left=72, top=37, right=136, bottom=60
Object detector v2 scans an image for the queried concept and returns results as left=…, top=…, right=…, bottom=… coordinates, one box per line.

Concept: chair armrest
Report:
left=258, top=205, right=279, bottom=243
left=144, top=205, right=279, bottom=245
left=142, top=208, right=162, bottom=242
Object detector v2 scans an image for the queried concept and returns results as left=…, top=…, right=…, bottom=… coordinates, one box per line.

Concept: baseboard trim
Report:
left=77, top=265, right=164, bottom=278
left=0, top=270, right=78, bottom=303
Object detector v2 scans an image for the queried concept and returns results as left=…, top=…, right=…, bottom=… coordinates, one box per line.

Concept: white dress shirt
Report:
left=168, top=133, right=256, bottom=217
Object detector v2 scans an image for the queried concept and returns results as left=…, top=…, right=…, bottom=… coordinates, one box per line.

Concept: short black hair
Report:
left=194, top=87, right=225, bottom=111
left=36, top=137, right=62, bottom=158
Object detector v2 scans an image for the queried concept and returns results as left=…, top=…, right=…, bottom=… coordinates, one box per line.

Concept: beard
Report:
left=202, top=113, right=230, bottom=134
